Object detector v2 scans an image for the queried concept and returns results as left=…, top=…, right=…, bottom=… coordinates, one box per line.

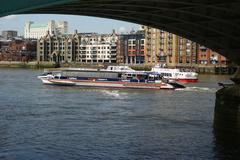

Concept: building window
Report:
left=179, top=59, right=183, bottom=63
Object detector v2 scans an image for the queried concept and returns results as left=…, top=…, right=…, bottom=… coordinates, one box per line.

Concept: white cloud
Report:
left=118, top=26, right=126, bottom=33
left=2, top=15, right=17, bottom=20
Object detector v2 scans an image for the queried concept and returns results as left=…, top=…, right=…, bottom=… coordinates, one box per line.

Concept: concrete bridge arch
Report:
left=1, top=0, right=240, bottom=64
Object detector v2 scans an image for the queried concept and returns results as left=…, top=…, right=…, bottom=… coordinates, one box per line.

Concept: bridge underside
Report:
left=2, top=0, right=240, bottom=64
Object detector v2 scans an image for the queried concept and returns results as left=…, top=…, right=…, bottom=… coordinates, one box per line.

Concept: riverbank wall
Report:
left=0, top=61, right=236, bottom=74
left=197, top=66, right=237, bottom=74
left=0, top=61, right=56, bottom=69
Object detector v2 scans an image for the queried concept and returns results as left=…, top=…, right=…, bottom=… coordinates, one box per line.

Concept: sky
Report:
left=0, top=14, right=140, bottom=36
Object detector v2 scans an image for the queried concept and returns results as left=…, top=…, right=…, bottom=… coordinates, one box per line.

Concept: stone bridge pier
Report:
left=214, top=67, right=240, bottom=158
left=215, top=67, right=240, bottom=132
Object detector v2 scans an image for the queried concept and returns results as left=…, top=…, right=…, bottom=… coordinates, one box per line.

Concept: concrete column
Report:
left=214, top=67, right=240, bottom=158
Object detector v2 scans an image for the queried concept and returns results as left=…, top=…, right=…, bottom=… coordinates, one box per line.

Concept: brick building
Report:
left=0, top=39, right=37, bottom=61
left=198, top=46, right=228, bottom=66
left=117, top=31, right=145, bottom=64
left=141, top=26, right=197, bottom=67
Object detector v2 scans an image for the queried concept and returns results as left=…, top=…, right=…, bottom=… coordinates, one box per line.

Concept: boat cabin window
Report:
left=161, top=73, right=172, bottom=77
left=148, top=74, right=162, bottom=81
left=121, top=73, right=162, bottom=81
left=54, top=75, right=60, bottom=79
left=121, top=73, right=132, bottom=80
left=118, top=73, right=122, bottom=78
left=122, top=73, right=147, bottom=80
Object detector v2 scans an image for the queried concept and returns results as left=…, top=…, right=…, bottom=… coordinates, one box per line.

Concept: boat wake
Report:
left=99, top=90, right=130, bottom=99
left=175, top=86, right=218, bottom=93
left=101, top=90, right=121, bottom=97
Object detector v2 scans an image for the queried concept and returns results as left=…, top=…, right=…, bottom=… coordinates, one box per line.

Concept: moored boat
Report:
left=151, top=64, right=198, bottom=83
left=38, top=68, right=185, bottom=90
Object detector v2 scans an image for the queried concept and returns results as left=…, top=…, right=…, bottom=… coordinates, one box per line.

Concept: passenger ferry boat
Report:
left=38, top=68, right=185, bottom=90
left=151, top=64, right=198, bottom=83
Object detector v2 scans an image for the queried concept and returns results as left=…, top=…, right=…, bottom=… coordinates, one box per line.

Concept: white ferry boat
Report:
left=151, top=64, right=198, bottom=83
left=38, top=68, right=185, bottom=90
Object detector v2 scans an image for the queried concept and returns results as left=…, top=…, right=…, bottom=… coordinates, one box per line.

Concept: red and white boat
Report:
left=151, top=64, right=198, bottom=83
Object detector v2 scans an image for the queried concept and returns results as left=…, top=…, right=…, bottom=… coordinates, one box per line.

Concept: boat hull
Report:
left=175, top=78, right=198, bottom=83
left=40, top=78, right=176, bottom=90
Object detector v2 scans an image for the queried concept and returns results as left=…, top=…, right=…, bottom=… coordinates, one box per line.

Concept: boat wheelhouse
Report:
left=104, top=65, right=135, bottom=72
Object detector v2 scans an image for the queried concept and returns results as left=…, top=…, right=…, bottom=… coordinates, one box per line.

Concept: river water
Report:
left=0, top=68, right=236, bottom=159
